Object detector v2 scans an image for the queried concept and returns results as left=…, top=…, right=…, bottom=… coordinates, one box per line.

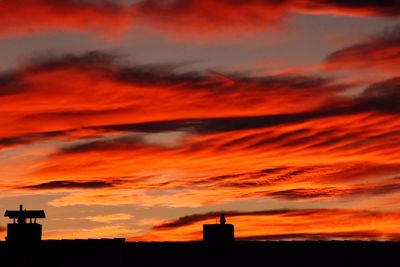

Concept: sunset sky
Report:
left=1, top=0, right=400, bottom=241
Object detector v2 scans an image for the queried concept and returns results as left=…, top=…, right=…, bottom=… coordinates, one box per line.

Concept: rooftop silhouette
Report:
left=4, top=204, right=46, bottom=243
left=203, top=214, right=235, bottom=243
left=1, top=206, right=400, bottom=266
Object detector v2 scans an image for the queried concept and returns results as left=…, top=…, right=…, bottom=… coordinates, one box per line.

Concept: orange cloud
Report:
left=44, top=224, right=138, bottom=240
left=0, top=51, right=399, bottom=210
left=1, top=2, right=400, bottom=242
left=0, top=51, right=342, bottom=140
left=130, top=209, right=400, bottom=241
left=0, top=51, right=399, bottom=242
left=83, top=213, right=133, bottom=224
left=267, top=176, right=400, bottom=200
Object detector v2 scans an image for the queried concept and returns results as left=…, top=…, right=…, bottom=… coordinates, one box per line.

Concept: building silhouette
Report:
left=4, top=204, right=46, bottom=243
left=203, top=214, right=234, bottom=243
left=1, top=206, right=399, bottom=266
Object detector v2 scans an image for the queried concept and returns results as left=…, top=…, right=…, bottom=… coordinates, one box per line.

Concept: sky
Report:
left=1, top=0, right=400, bottom=241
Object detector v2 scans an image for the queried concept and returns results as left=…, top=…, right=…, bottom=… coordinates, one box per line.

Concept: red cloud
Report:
left=134, top=0, right=290, bottom=39
left=136, top=1, right=400, bottom=38
left=325, top=25, right=400, bottom=73
left=1, top=1, right=399, bottom=39
left=1, top=51, right=400, bottom=209
left=0, top=0, right=133, bottom=38
left=295, top=0, right=400, bottom=17
left=0, top=51, right=342, bottom=140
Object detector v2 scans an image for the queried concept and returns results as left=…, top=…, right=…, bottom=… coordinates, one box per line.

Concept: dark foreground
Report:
left=0, top=240, right=398, bottom=267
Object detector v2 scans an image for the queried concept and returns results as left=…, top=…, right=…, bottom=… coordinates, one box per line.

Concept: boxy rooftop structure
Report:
left=4, top=204, right=46, bottom=243
left=203, top=214, right=234, bottom=243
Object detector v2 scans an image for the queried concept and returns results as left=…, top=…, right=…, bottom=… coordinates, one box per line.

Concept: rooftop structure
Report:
left=4, top=204, right=46, bottom=243
left=203, top=214, right=234, bottom=243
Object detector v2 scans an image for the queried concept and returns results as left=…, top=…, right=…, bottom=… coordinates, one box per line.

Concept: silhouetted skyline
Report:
left=1, top=207, right=399, bottom=267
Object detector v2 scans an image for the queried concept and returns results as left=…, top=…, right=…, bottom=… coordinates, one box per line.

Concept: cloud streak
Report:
left=1, top=0, right=400, bottom=242
left=267, top=177, right=400, bottom=200
left=1, top=1, right=399, bottom=39
left=325, top=25, right=400, bottom=74
left=131, top=208, right=400, bottom=241
left=0, top=51, right=342, bottom=139
left=0, top=51, right=399, bottom=210
left=0, top=0, right=132, bottom=38
left=136, top=0, right=400, bottom=39
left=23, top=180, right=115, bottom=190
